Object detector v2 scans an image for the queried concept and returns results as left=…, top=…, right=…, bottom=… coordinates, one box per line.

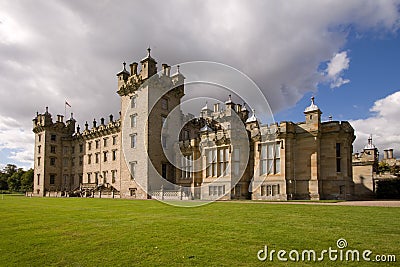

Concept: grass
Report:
left=0, top=196, right=399, bottom=266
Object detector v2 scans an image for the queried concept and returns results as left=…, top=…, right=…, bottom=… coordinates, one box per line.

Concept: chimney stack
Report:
left=384, top=149, right=388, bottom=159
left=130, top=62, right=138, bottom=75
left=214, top=103, right=220, bottom=112
left=388, top=149, right=394, bottom=159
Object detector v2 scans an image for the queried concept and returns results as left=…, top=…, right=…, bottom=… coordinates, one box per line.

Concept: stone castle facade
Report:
left=32, top=49, right=360, bottom=200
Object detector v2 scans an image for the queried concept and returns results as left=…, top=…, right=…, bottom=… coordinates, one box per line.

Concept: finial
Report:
left=177, top=65, right=180, bottom=73
left=36, top=111, right=39, bottom=116
left=229, top=94, right=232, bottom=101
left=77, top=125, right=80, bottom=133
left=311, top=96, right=315, bottom=105
left=93, top=118, right=97, bottom=128
left=147, top=46, right=151, bottom=56
left=85, top=121, right=89, bottom=130
left=45, top=107, right=48, bottom=113
left=70, top=112, right=73, bottom=119
left=123, top=61, right=127, bottom=70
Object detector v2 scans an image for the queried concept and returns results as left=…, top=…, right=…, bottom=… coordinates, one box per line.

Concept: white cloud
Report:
left=0, top=115, right=34, bottom=169
left=0, top=0, right=399, bottom=167
left=324, top=51, right=350, bottom=88
left=350, top=91, right=400, bottom=158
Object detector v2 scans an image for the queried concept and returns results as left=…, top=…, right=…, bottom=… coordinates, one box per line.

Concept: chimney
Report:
left=214, top=103, right=220, bottom=112
left=166, top=66, right=171, bottom=76
left=388, top=149, right=394, bottom=159
left=57, top=115, right=64, bottom=123
left=236, top=104, right=242, bottom=113
left=384, top=149, right=388, bottom=159
left=130, top=62, right=138, bottom=75
left=162, top=64, right=168, bottom=76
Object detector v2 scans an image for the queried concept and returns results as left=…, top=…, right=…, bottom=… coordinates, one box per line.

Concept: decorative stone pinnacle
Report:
left=147, top=47, right=151, bottom=56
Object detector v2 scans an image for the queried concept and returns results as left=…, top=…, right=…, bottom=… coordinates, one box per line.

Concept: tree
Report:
left=21, top=169, right=34, bottom=192
left=4, top=164, right=17, bottom=176
left=0, top=171, right=8, bottom=190
left=7, top=168, right=24, bottom=192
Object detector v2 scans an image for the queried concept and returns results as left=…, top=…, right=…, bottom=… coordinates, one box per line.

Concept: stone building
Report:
left=32, top=49, right=357, bottom=200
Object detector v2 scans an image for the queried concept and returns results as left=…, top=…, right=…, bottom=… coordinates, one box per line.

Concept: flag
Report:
left=65, top=101, right=71, bottom=107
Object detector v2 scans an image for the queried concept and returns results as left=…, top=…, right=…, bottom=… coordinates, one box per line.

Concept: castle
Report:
left=32, top=49, right=363, bottom=200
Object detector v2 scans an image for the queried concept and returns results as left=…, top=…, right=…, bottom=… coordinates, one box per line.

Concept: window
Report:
left=95, top=153, right=99, bottom=163
left=112, top=136, right=117, bottom=145
left=38, top=145, right=41, bottom=154
left=161, top=98, right=168, bottom=110
left=162, top=135, right=167, bottom=148
left=218, top=147, right=229, bottom=176
left=183, top=130, right=189, bottom=140
left=209, top=185, right=225, bottom=196
left=37, top=157, right=41, bottom=166
left=112, top=150, right=117, bottom=161
left=233, top=148, right=240, bottom=176
left=63, top=146, right=68, bottom=155
left=71, top=157, right=75, bottom=166
left=79, top=144, right=83, bottom=153
left=79, top=174, right=83, bottom=184
left=162, top=163, right=167, bottom=179
left=79, top=156, right=83, bottom=166
left=50, top=174, right=55, bottom=185
left=131, top=96, right=137, bottom=108
left=130, top=162, right=137, bottom=179
left=95, top=172, right=99, bottom=184
left=50, top=134, right=56, bottom=141
left=161, top=116, right=167, bottom=128
left=131, top=114, right=137, bottom=128
left=38, top=134, right=41, bottom=142
left=234, top=184, right=241, bottom=197
left=50, top=146, right=56, bottom=153
left=88, top=154, right=92, bottom=164
left=87, top=173, right=91, bottom=183
left=131, top=134, right=137, bottom=148
left=95, top=140, right=99, bottom=149
left=71, top=146, right=75, bottom=154
left=206, top=148, right=217, bottom=177
left=88, top=142, right=92, bottom=151
left=206, top=147, right=228, bottom=177
left=111, top=170, right=117, bottom=183
left=336, top=143, right=341, bottom=172
left=103, top=151, right=108, bottom=162
left=103, top=138, right=108, bottom=147
left=261, top=185, right=280, bottom=196
left=260, top=142, right=281, bottom=175
left=63, top=158, right=68, bottom=166
left=103, top=171, right=107, bottom=183
left=181, top=154, right=193, bottom=179
left=130, top=188, right=137, bottom=197
left=37, top=174, right=40, bottom=185
left=50, top=157, right=56, bottom=166
left=339, top=185, right=345, bottom=195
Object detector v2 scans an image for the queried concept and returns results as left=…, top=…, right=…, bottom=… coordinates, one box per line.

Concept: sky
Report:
left=0, top=0, right=400, bottom=169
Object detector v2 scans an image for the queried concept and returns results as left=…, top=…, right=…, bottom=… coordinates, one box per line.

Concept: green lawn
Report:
left=0, top=196, right=399, bottom=266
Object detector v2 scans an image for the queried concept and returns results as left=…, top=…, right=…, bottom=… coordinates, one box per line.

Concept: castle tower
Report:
left=117, top=48, right=185, bottom=198
left=32, top=108, right=76, bottom=196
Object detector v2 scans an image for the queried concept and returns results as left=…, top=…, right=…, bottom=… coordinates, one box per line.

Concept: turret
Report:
left=304, top=96, right=322, bottom=131
left=139, top=47, right=157, bottom=80
left=116, top=62, right=130, bottom=89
